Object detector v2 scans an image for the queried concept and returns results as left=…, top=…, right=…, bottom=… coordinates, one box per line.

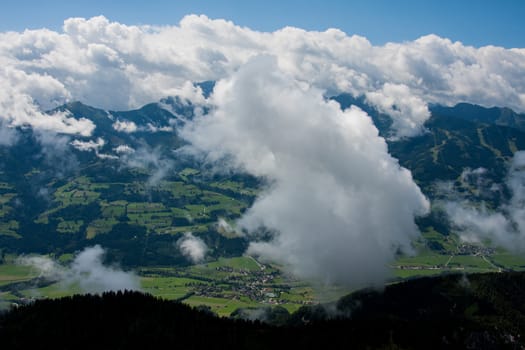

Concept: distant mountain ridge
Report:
left=331, top=94, right=525, bottom=185
left=52, top=98, right=193, bottom=155
left=430, top=102, right=525, bottom=132
left=332, top=93, right=525, bottom=134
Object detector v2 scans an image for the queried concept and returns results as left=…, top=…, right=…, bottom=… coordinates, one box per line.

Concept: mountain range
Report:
left=0, top=94, right=524, bottom=266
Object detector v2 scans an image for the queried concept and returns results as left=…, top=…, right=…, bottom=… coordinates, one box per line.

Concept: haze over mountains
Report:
left=1, top=15, right=525, bottom=291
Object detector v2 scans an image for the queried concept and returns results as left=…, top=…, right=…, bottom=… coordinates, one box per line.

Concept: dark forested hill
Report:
left=430, top=103, right=525, bottom=132
left=332, top=94, right=525, bottom=190
left=389, top=113, right=525, bottom=190
left=1, top=271, right=524, bottom=349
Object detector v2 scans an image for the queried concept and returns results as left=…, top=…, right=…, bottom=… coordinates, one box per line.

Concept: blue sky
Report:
left=2, top=0, right=524, bottom=48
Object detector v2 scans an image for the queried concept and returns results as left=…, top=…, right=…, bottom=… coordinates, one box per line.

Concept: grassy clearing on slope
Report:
left=54, top=177, right=105, bottom=206
left=490, top=253, right=525, bottom=271
left=419, top=228, right=458, bottom=252
left=0, top=193, right=16, bottom=220
left=86, top=218, right=118, bottom=238
left=0, top=182, right=13, bottom=190
left=448, top=255, right=494, bottom=270
left=141, top=276, right=203, bottom=299
left=0, top=265, right=35, bottom=285
left=57, top=220, right=83, bottom=234
left=18, top=282, right=81, bottom=299
left=178, top=168, right=200, bottom=182
left=204, top=257, right=261, bottom=272
left=209, top=180, right=258, bottom=196
left=157, top=225, right=208, bottom=235
left=0, top=192, right=15, bottom=204
left=201, top=191, right=245, bottom=216
left=395, top=254, right=451, bottom=267
left=184, top=295, right=258, bottom=317
left=162, top=181, right=201, bottom=199
left=0, top=220, right=20, bottom=238
left=392, top=268, right=446, bottom=279
left=101, top=201, right=127, bottom=218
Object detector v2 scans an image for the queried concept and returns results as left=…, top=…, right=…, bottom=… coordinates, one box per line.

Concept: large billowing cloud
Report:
left=1, top=15, right=525, bottom=138
left=183, top=57, right=429, bottom=286
left=0, top=68, right=94, bottom=138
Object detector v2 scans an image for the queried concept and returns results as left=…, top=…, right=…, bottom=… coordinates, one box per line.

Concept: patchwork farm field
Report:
left=0, top=256, right=317, bottom=316
left=2, top=250, right=524, bottom=316
left=3, top=167, right=258, bottom=242
left=1, top=157, right=524, bottom=316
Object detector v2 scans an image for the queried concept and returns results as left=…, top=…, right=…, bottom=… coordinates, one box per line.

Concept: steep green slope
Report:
left=390, top=114, right=525, bottom=191
left=1, top=97, right=525, bottom=268
left=0, top=100, right=257, bottom=265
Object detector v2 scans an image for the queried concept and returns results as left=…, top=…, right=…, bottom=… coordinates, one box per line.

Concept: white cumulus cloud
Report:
left=365, top=83, right=430, bottom=138
left=446, top=151, right=525, bottom=251
left=17, top=245, right=140, bottom=294
left=112, top=119, right=138, bottom=133
left=0, top=67, right=95, bottom=137
left=0, top=16, right=524, bottom=138
left=70, top=137, right=105, bottom=152
left=177, top=232, right=208, bottom=263
left=183, top=56, right=430, bottom=287
left=114, top=144, right=135, bottom=154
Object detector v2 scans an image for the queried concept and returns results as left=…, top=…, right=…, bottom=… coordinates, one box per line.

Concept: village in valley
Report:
left=138, top=256, right=317, bottom=316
